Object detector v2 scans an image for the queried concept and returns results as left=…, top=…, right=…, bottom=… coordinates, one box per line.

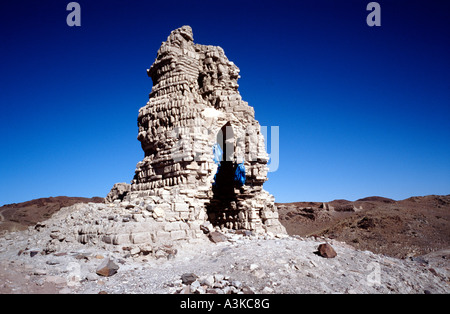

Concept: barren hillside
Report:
left=0, top=196, right=103, bottom=233
left=277, top=195, right=450, bottom=258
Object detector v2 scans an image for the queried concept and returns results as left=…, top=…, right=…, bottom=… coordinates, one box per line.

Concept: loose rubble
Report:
left=172, top=273, right=255, bottom=294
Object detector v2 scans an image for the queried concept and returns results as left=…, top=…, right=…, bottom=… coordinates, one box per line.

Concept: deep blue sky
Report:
left=1, top=0, right=449, bottom=205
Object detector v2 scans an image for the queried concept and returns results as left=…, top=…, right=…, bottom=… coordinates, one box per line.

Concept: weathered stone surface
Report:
left=317, top=243, right=337, bottom=258
left=121, top=25, right=286, bottom=239
left=73, top=26, right=287, bottom=249
left=105, top=183, right=130, bottom=203
left=131, top=232, right=151, bottom=244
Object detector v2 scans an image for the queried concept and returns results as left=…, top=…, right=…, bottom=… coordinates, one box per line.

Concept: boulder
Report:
left=96, top=258, right=119, bottom=277
left=317, top=243, right=337, bottom=258
left=181, top=273, right=198, bottom=285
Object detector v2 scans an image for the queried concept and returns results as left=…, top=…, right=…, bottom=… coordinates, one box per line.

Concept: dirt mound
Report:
left=278, top=195, right=450, bottom=259
left=0, top=196, right=104, bottom=233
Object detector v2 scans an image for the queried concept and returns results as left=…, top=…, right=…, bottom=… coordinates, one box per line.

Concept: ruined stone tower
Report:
left=106, top=26, right=285, bottom=240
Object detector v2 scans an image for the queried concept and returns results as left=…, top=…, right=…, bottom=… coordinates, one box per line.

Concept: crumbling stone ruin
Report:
left=99, top=26, right=286, bottom=246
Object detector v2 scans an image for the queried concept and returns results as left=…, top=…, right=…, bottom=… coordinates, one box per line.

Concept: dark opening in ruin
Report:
left=207, top=123, right=245, bottom=229
left=197, top=74, right=204, bottom=90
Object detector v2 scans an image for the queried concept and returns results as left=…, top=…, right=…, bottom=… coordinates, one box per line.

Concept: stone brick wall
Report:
left=104, top=26, right=285, bottom=246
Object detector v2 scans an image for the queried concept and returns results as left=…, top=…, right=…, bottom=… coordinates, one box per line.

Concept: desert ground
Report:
left=0, top=194, right=448, bottom=294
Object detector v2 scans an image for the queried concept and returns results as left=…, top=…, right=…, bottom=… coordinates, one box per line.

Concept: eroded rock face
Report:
left=105, top=183, right=131, bottom=203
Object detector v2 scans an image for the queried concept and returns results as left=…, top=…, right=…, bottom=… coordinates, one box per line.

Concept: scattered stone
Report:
left=214, top=274, right=225, bottom=282
left=190, top=280, right=201, bottom=291
left=33, top=269, right=47, bottom=276
left=411, top=256, right=428, bottom=265
left=175, top=273, right=255, bottom=294
left=130, top=247, right=140, bottom=256
left=200, top=222, right=213, bottom=234
left=75, top=252, right=90, bottom=261
left=206, top=288, right=218, bottom=294
left=236, top=229, right=254, bottom=237
left=241, top=285, right=255, bottom=294
left=181, top=273, right=198, bottom=285
left=317, top=243, right=337, bottom=258
left=30, top=250, right=40, bottom=258
left=231, top=280, right=242, bottom=288
left=139, top=245, right=153, bottom=256
left=249, top=263, right=259, bottom=271
left=179, top=285, right=191, bottom=294
left=96, top=258, right=119, bottom=277
left=209, top=231, right=228, bottom=243
left=86, top=273, right=98, bottom=281
left=357, top=217, right=375, bottom=230
left=200, top=275, right=215, bottom=287
left=153, top=245, right=177, bottom=259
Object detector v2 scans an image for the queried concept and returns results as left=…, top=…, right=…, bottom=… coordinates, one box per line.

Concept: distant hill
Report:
left=355, top=196, right=396, bottom=203
left=0, top=196, right=103, bottom=232
left=277, top=195, right=450, bottom=259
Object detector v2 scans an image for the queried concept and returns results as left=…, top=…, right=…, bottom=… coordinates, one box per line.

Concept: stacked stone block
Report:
left=102, top=26, right=285, bottom=246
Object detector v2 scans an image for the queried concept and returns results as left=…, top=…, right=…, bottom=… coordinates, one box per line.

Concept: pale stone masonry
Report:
left=101, top=26, right=285, bottom=246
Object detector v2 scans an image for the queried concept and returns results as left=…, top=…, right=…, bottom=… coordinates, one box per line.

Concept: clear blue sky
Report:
left=1, top=0, right=449, bottom=205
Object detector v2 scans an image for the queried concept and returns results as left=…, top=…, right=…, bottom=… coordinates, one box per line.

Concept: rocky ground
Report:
left=0, top=195, right=448, bottom=294
left=0, top=223, right=448, bottom=294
